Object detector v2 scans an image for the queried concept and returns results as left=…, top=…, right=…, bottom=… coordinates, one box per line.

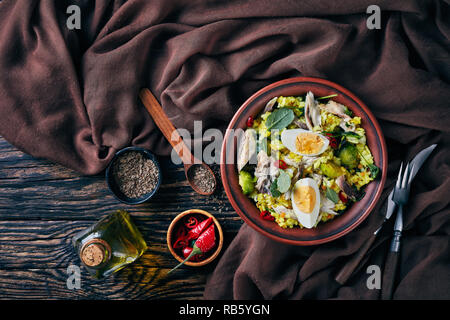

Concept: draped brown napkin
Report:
left=0, top=0, right=448, bottom=299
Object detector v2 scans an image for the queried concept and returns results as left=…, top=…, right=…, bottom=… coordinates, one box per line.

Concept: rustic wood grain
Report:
left=0, top=136, right=242, bottom=299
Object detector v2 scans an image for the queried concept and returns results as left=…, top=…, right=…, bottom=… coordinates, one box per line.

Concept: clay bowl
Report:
left=167, top=209, right=224, bottom=267
left=221, top=77, right=387, bottom=246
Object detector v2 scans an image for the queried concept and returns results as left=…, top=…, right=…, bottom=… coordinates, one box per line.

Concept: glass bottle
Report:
left=72, top=210, right=147, bottom=279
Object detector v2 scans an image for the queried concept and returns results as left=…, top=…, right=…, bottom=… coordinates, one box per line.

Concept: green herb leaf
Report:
left=344, top=106, right=353, bottom=117
left=342, top=131, right=361, bottom=139
left=265, top=108, right=295, bottom=131
left=270, top=179, right=281, bottom=197
left=326, top=187, right=339, bottom=204
left=276, top=170, right=291, bottom=193
left=317, top=94, right=338, bottom=100
left=368, top=164, right=380, bottom=179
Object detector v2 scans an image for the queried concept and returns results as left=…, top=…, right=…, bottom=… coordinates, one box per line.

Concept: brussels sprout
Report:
left=239, top=171, right=255, bottom=195
left=320, top=162, right=343, bottom=179
left=338, top=144, right=359, bottom=169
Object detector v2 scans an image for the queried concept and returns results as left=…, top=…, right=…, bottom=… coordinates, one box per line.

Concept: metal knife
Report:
left=335, top=144, right=437, bottom=285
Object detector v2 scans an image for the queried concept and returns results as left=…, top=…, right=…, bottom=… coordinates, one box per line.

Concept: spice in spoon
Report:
left=188, top=165, right=216, bottom=194
left=112, top=151, right=159, bottom=199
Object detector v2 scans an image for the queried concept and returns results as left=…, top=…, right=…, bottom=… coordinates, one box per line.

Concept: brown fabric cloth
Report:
left=0, top=0, right=449, bottom=299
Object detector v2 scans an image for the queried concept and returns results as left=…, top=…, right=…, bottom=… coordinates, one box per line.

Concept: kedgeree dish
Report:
left=237, top=91, right=381, bottom=229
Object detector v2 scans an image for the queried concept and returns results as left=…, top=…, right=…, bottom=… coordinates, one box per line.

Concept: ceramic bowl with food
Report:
left=106, top=146, right=162, bottom=204
left=167, top=209, right=223, bottom=267
left=221, top=77, right=387, bottom=245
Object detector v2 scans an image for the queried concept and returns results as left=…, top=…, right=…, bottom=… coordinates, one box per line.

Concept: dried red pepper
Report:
left=338, top=191, right=348, bottom=203
left=174, top=225, right=188, bottom=239
left=187, top=217, right=213, bottom=240
left=274, top=160, right=288, bottom=170
left=184, top=216, right=199, bottom=229
left=246, top=116, right=254, bottom=127
left=325, top=133, right=339, bottom=149
left=173, top=238, right=189, bottom=249
left=168, top=224, right=216, bottom=273
left=260, top=210, right=275, bottom=221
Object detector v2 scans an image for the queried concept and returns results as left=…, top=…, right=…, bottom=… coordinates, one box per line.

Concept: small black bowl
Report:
left=105, top=146, right=162, bottom=205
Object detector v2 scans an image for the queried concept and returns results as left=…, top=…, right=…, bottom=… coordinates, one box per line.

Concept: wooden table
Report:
left=0, top=136, right=242, bottom=299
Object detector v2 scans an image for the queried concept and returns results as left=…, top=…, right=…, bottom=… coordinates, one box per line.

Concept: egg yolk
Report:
left=295, top=133, right=323, bottom=154
left=293, top=185, right=316, bottom=214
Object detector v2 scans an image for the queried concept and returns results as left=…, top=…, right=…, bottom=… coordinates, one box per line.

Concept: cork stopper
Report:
left=80, top=239, right=110, bottom=267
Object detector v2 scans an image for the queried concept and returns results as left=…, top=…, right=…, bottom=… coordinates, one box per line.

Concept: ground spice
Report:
left=113, top=151, right=159, bottom=198
left=189, top=165, right=215, bottom=194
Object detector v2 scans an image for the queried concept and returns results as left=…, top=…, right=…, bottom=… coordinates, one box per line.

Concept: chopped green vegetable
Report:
left=320, top=162, right=343, bottom=179
left=341, top=131, right=361, bottom=139
left=239, top=171, right=255, bottom=195
left=293, top=108, right=304, bottom=117
left=355, top=147, right=381, bottom=179
left=338, top=144, right=359, bottom=169
left=270, top=179, right=281, bottom=197
left=265, top=108, right=295, bottom=130
left=344, top=106, right=353, bottom=117
left=276, top=170, right=291, bottom=193
left=368, top=163, right=380, bottom=179
left=326, top=187, right=339, bottom=204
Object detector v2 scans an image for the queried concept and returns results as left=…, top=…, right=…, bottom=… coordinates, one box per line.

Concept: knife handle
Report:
left=335, top=233, right=377, bottom=285
left=381, top=251, right=399, bottom=300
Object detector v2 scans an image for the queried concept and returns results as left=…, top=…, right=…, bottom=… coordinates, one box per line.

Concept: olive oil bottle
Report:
left=72, top=210, right=147, bottom=279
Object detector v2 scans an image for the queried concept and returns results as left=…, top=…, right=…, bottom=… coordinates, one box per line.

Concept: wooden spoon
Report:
left=139, top=88, right=217, bottom=196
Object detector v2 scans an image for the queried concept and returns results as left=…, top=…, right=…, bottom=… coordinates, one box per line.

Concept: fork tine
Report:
left=408, top=164, right=415, bottom=184
left=396, top=162, right=404, bottom=188
left=402, top=162, right=410, bottom=188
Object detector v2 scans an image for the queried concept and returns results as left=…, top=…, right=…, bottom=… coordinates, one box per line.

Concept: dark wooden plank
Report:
left=0, top=136, right=243, bottom=299
left=0, top=268, right=207, bottom=300
left=0, top=219, right=240, bottom=269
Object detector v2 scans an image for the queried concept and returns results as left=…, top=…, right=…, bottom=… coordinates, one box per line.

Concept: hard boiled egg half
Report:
left=281, top=129, right=329, bottom=157
left=291, top=178, right=321, bottom=228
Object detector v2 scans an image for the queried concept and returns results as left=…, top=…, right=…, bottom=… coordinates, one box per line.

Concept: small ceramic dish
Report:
left=167, top=209, right=223, bottom=267
left=105, top=146, right=162, bottom=204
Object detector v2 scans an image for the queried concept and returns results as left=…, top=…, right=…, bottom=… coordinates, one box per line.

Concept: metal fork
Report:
left=390, top=162, right=415, bottom=252
left=381, top=162, right=415, bottom=300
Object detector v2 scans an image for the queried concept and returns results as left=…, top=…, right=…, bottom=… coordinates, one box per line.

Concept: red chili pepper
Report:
left=187, top=217, right=213, bottom=240
left=260, top=210, right=275, bottom=221
left=174, top=226, right=188, bottom=239
left=339, top=191, right=348, bottom=203
left=182, top=246, right=193, bottom=258
left=169, top=224, right=216, bottom=273
left=182, top=247, right=203, bottom=262
left=246, top=116, right=254, bottom=127
left=274, top=160, right=288, bottom=170
left=184, top=216, right=199, bottom=229
left=173, top=238, right=189, bottom=249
